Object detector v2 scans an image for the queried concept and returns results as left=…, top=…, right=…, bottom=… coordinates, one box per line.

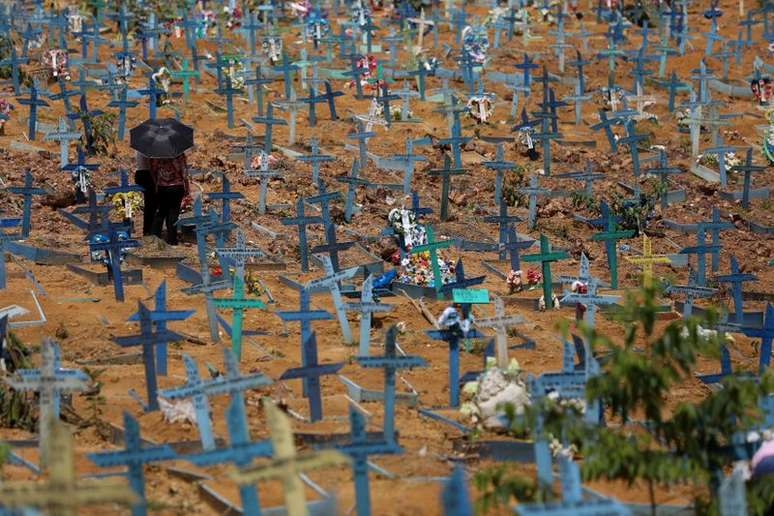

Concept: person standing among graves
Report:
left=134, top=151, right=157, bottom=237
left=148, top=152, right=190, bottom=245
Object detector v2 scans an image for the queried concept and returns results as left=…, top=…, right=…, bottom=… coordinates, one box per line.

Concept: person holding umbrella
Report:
left=130, top=118, right=194, bottom=245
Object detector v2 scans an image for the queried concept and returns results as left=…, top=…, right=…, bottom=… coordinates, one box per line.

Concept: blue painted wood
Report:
left=715, top=256, right=757, bottom=324
left=128, top=281, right=194, bottom=376
left=281, top=197, right=322, bottom=272
left=425, top=327, right=486, bottom=408
left=280, top=332, right=344, bottom=421
left=113, top=302, right=184, bottom=411
left=357, top=325, right=427, bottom=444
left=4, top=338, right=88, bottom=467
left=88, top=227, right=140, bottom=302
left=344, top=275, right=392, bottom=356
left=16, top=84, right=49, bottom=141
left=442, top=465, right=473, bottom=516
left=160, top=347, right=273, bottom=452
left=337, top=406, right=401, bottom=516
left=6, top=171, right=47, bottom=238
left=88, top=412, right=176, bottom=516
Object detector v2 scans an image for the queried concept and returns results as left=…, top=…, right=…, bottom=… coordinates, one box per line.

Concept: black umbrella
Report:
left=129, top=118, right=194, bottom=159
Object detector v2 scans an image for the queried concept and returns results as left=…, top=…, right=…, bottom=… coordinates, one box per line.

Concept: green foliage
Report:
left=0, top=35, right=11, bottom=79
left=576, top=286, right=771, bottom=512
left=473, top=464, right=544, bottom=514
left=570, top=191, right=598, bottom=212
left=0, top=332, right=36, bottom=432
left=83, top=112, right=117, bottom=156
left=502, top=166, right=526, bottom=208
left=492, top=285, right=774, bottom=514
left=610, top=193, right=656, bottom=235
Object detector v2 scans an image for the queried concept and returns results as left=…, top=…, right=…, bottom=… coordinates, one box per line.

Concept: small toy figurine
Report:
left=0, top=98, right=14, bottom=136
left=262, top=35, right=283, bottom=63
left=43, top=49, right=70, bottom=81
left=437, top=303, right=475, bottom=335
left=751, top=77, right=773, bottom=106
left=506, top=269, right=522, bottom=294
left=570, top=280, right=588, bottom=321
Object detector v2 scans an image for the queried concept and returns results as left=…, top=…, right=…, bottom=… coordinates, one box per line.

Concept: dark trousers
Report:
left=134, top=169, right=157, bottom=236
left=152, top=186, right=185, bottom=245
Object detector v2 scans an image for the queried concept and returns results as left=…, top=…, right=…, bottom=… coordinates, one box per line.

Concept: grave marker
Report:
left=281, top=197, right=323, bottom=272
left=231, top=399, right=349, bottom=514
left=428, top=154, right=468, bottom=222
left=626, top=234, right=670, bottom=287
left=666, top=270, right=718, bottom=319
left=716, top=256, right=757, bottom=324
left=724, top=148, right=768, bottom=209
left=16, top=84, right=49, bottom=141
left=358, top=325, right=427, bottom=442
left=160, top=347, right=273, bottom=452
left=591, top=218, right=635, bottom=289
left=410, top=226, right=454, bottom=292
left=337, top=406, right=401, bottom=516
left=297, top=138, right=335, bottom=189
left=426, top=325, right=485, bottom=408
left=7, top=170, right=47, bottom=238
left=88, top=412, right=176, bottom=516
left=113, top=302, right=185, bottom=412
left=127, top=280, right=193, bottom=377
left=306, top=255, right=357, bottom=344
left=522, top=234, right=569, bottom=310
left=345, top=274, right=393, bottom=356
left=476, top=296, right=525, bottom=369
left=0, top=420, right=137, bottom=513
left=740, top=304, right=774, bottom=375
left=184, top=395, right=272, bottom=514
left=212, top=274, right=266, bottom=361
left=252, top=102, right=287, bottom=154
left=4, top=338, right=89, bottom=467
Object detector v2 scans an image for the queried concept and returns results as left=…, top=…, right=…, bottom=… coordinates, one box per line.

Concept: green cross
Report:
left=171, top=59, right=200, bottom=100
left=522, top=234, right=569, bottom=309
left=213, top=275, right=266, bottom=360
left=591, top=218, right=634, bottom=289
left=410, top=226, right=454, bottom=292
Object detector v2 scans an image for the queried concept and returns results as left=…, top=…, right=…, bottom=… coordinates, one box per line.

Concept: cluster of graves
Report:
left=0, top=0, right=772, bottom=514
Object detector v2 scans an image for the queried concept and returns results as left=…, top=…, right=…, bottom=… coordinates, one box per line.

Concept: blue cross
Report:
left=716, top=255, right=757, bottom=324
left=87, top=226, right=139, bottom=302
left=426, top=324, right=486, bottom=408
left=281, top=332, right=344, bottom=421
left=114, top=302, right=185, bottom=411
left=281, top=197, right=323, bottom=272
left=336, top=406, right=401, bottom=516
left=6, top=170, right=47, bottom=238
left=127, top=281, right=194, bottom=376
left=0, top=39, right=29, bottom=95
left=88, top=412, right=176, bottom=516
left=357, top=325, right=427, bottom=442
left=16, top=84, right=49, bottom=141
left=161, top=346, right=273, bottom=453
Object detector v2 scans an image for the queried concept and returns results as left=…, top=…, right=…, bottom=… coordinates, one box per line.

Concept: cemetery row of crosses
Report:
left=0, top=0, right=773, bottom=514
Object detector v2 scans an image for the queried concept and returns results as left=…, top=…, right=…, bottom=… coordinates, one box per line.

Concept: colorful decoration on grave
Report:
left=0, top=98, right=13, bottom=135
left=764, top=108, right=774, bottom=164
left=42, top=49, right=70, bottom=80
left=461, top=25, right=489, bottom=64
left=466, top=92, right=494, bottom=123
